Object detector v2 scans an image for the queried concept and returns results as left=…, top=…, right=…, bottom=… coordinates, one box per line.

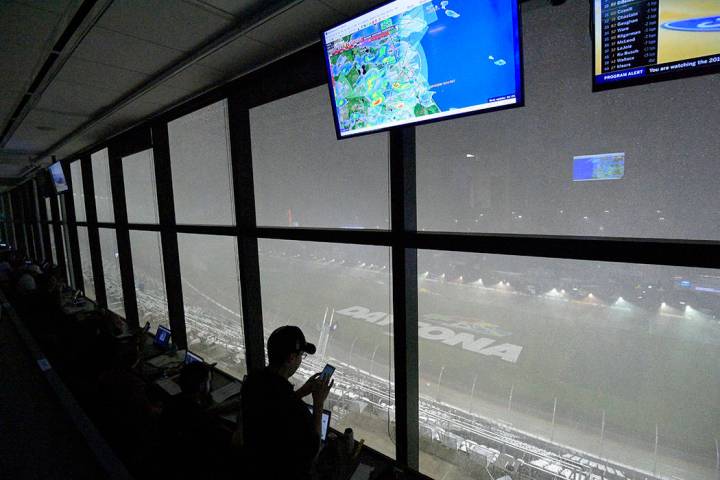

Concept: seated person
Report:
left=97, top=341, right=162, bottom=469
left=241, top=325, right=334, bottom=479
left=161, top=363, right=230, bottom=478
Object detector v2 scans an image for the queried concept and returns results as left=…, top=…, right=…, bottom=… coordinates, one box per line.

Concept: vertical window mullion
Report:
left=151, top=122, right=187, bottom=349
left=390, top=126, right=420, bottom=470
left=82, top=155, right=107, bottom=307
left=109, top=142, right=139, bottom=327
left=228, top=94, right=265, bottom=374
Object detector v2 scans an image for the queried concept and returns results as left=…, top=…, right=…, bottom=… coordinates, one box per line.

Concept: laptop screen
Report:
left=154, top=325, right=171, bottom=347
left=307, top=405, right=331, bottom=441
left=184, top=351, right=203, bottom=365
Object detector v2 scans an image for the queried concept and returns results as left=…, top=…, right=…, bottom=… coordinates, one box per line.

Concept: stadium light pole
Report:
left=551, top=397, right=558, bottom=441
left=507, top=384, right=514, bottom=417
left=348, top=336, right=359, bottom=369
left=436, top=365, right=446, bottom=402
left=715, top=438, right=719, bottom=480
left=653, top=423, right=659, bottom=475
left=468, top=374, right=478, bottom=415
left=370, top=343, right=381, bottom=378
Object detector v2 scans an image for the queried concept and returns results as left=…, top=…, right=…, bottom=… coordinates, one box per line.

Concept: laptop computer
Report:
left=307, top=404, right=332, bottom=442
left=153, top=325, right=171, bottom=348
left=184, top=350, right=204, bottom=365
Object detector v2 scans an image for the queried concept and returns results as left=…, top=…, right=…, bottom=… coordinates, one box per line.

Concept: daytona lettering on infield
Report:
left=336, top=306, right=523, bottom=363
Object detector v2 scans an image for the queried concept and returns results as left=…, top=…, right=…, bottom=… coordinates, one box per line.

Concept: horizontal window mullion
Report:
left=255, top=226, right=392, bottom=247
left=410, top=232, right=720, bottom=269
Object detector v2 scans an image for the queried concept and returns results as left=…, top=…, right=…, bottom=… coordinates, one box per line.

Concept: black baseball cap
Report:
left=267, top=326, right=316, bottom=364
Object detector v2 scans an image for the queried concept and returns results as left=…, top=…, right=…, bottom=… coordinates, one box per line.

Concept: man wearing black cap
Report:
left=240, top=325, right=333, bottom=479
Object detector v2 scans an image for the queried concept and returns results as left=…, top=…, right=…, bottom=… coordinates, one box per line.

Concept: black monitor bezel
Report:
left=591, top=1, right=720, bottom=92
left=321, top=0, right=525, bottom=140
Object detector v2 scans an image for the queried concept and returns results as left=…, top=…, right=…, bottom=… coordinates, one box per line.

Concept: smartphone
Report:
left=320, top=363, right=335, bottom=381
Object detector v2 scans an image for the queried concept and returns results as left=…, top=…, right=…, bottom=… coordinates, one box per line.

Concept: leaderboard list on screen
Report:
left=594, top=0, right=720, bottom=88
left=600, top=0, right=658, bottom=74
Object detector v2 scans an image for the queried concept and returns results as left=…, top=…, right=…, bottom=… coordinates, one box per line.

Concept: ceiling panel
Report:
left=0, top=163, right=30, bottom=178
left=96, top=100, right=163, bottom=131
left=134, top=84, right=195, bottom=109
left=13, top=0, right=76, bottom=15
left=72, top=26, right=185, bottom=75
left=5, top=121, right=71, bottom=152
left=318, top=0, right=386, bottom=16
left=246, top=0, right=344, bottom=51
left=197, top=35, right=279, bottom=75
left=197, top=0, right=267, bottom=18
left=159, top=63, right=227, bottom=93
left=0, top=45, right=45, bottom=93
left=35, top=79, right=125, bottom=117
left=0, top=1, right=62, bottom=49
left=98, top=0, right=233, bottom=52
left=0, top=91, right=24, bottom=130
left=54, top=57, right=151, bottom=95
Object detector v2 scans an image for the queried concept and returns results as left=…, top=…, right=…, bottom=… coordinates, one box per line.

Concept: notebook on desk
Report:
left=211, top=381, right=242, bottom=404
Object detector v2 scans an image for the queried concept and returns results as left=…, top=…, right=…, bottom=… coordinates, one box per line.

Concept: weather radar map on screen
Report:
left=48, top=162, right=68, bottom=193
left=594, top=0, right=720, bottom=89
left=322, top=0, right=522, bottom=138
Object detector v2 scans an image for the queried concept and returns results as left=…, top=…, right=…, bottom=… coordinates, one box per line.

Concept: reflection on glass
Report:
left=251, top=86, right=389, bottom=229
left=415, top=2, right=720, bottom=240
left=177, top=234, right=244, bottom=377
left=76, top=226, right=94, bottom=300
left=99, top=228, right=123, bottom=317
left=70, top=161, right=86, bottom=222
left=168, top=100, right=235, bottom=225
left=258, top=239, right=395, bottom=458
left=45, top=198, right=52, bottom=222
left=416, top=250, right=719, bottom=480
left=91, top=149, right=114, bottom=222
left=123, top=149, right=158, bottom=224
left=130, top=230, right=168, bottom=333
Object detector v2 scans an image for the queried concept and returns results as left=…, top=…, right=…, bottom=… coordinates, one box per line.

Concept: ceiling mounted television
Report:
left=593, top=1, right=720, bottom=90
left=48, top=162, right=68, bottom=193
left=322, top=0, right=523, bottom=139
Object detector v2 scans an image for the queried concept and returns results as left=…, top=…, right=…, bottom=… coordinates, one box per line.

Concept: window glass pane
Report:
left=99, top=228, right=123, bottom=317
left=178, top=234, right=244, bottom=377
left=123, top=149, right=158, bottom=224
left=130, top=230, right=168, bottom=333
left=48, top=224, right=57, bottom=265
left=70, top=161, right=86, bottom=222
left=251, top=86, right=389, bottom=229
left=76, top=226, right=94, bottom=300
left=45, top=198, right=52, bottom=222
left=91, top=149, right=114, bottom=223
left=416, top=1, right=720, bottom=240
left=258, top=239, right=395, bottom=458
left=168, top=100, right=235, bottom=225
left=416, top=250, right=720, bottom=480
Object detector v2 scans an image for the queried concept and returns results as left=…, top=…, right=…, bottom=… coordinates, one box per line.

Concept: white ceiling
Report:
left=0, top=0, right=386, bottom=182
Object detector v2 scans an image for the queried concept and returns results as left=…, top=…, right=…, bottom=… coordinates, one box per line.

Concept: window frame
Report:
left=37, top=42, right=718, bottom=476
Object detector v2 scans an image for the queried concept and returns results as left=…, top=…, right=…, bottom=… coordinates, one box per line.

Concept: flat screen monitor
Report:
left=593, top=1, right=720, bottom=90
left=322, top=0, right=523, bottom=139
left=154, top=325, right=171, bottom=348
left=573, top=153, right=625, bottom=182
left=48, top=162, right=68, bottom=193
